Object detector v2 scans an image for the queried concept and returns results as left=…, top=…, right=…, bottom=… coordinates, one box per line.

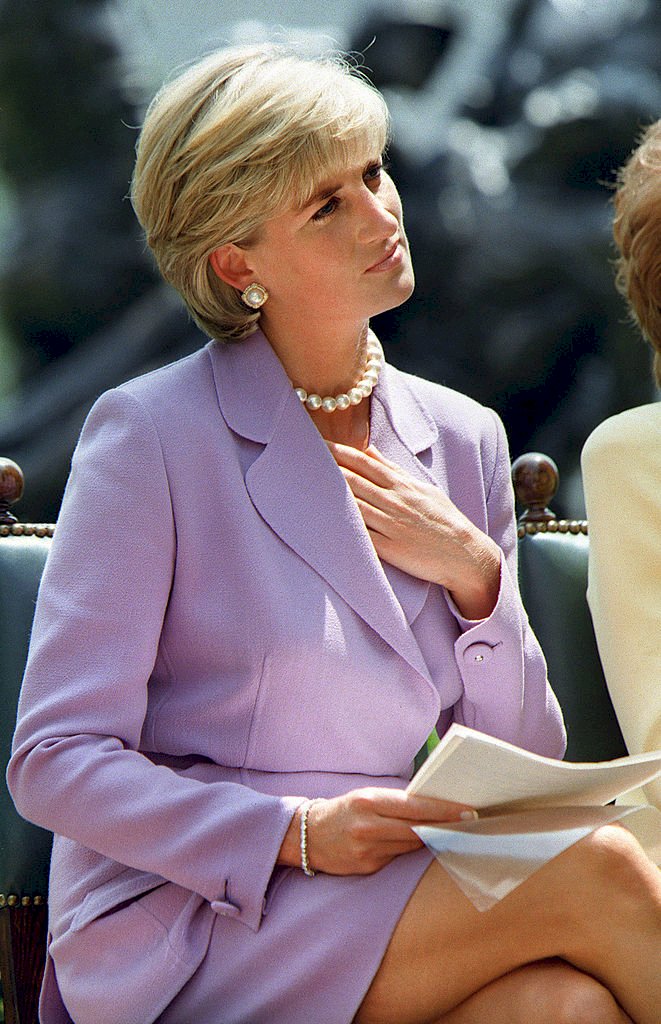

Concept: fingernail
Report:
left=460, top=810, right=479, bottom=821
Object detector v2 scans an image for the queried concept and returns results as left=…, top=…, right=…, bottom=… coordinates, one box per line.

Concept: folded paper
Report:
left=415, top=804, right=661, bottom=911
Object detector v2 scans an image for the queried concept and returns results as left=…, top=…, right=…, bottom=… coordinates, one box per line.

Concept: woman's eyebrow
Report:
left=300, top=180, right=341, bottom=211
left=298, top=158, right=382, bottom=211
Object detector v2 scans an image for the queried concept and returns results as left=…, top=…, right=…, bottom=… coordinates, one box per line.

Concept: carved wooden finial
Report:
left=511, top=452, right=559, bottom=524
left=0, top=458, right=25, bottom=524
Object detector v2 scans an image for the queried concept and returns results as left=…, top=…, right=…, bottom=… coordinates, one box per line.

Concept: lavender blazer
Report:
left=8, top=330, right=565, bottom=1023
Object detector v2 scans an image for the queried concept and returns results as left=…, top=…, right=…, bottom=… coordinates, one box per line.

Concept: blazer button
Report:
left=210, top=898, right=242, bottom=919
left=463, top=642, right=494, bottom=665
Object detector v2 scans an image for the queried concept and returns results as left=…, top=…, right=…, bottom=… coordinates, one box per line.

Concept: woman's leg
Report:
left=436, top=960, right=632, bottom=1024
left=355, top=825, right=661, bottom=1024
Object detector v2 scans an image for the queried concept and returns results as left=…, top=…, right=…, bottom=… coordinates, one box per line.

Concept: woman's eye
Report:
left=311, top=196, right=339, bottom=221
left=365, top=159, right=390, bottom=185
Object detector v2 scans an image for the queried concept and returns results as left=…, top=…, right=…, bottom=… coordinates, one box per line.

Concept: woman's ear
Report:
left=209, top=243, right=257, bottom=290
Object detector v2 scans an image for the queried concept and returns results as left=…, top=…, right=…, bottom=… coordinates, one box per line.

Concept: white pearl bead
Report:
left=292, top=336, right=383, bottom=413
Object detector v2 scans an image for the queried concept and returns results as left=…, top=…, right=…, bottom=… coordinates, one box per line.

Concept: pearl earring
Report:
left=241, top=283, right=269, bottom=309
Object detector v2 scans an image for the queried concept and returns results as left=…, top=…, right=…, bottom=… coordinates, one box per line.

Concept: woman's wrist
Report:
left=299, top=799, right=317, bottom=876
left=276, top=799, right=322, bottom=872
left=277, top=805, right=306, bottom=867
left=445, top=532, right=501, bottom=620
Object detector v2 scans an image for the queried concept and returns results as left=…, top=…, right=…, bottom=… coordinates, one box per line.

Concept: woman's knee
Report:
left=552, top=969, right=628, bottom=1024
left=430, top=961, right=626, bottom=1024
left=508, top=961, right=627, bottom=1024
left=570, top=823, right=653, bottom=895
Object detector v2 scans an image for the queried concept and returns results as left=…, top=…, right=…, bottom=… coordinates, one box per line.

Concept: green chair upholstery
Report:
left=0, top=460, right=52, bottom=1024
left=512, top=452, right=627, bottom=763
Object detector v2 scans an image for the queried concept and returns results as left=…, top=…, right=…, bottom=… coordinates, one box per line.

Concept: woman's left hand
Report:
left=328, top=442, right=501, bottom=621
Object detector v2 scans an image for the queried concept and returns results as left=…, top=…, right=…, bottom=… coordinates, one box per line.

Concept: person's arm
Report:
left=325, top=441, right=501, bottom=620
left=276, top=787, right=478, bottom=875
left=8, top=387, right=476, bottom=905
left=582, top=408, right=661, bottom=809
left=330, top=410, right=566, bottom=758
left=7, top=389, right=304, bottom=932
left=448, top=410, right=565, bottom=756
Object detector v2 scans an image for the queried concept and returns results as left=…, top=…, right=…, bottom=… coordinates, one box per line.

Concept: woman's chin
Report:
left=374, top=274, right=416, bottom=317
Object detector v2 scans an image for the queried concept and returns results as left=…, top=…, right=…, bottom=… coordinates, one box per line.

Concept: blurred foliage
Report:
left=0, top=0, right=156, bottom=378
left=0, top=0, right=659, bottom=520
left=354, top=0, right=660, bottom=513
left=0, top=172, right=18, bottom=398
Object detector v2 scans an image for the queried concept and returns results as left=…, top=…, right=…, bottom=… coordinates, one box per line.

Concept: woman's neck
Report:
left=309, top=400, right=371, bottom=449
left=260, top=313, right=370, bottom=399
left=259, top=313, right=373, bottom=449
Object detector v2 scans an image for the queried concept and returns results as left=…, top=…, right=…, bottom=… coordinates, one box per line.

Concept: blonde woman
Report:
left=8, top=45, right=661, bottom=1024
left=582, top=121, right=661, bottom=810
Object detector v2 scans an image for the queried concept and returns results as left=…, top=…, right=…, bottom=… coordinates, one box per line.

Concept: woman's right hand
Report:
left=278, top=788, right=477, bottom=876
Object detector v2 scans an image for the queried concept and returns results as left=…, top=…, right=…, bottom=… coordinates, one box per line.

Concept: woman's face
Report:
left=243, top=156, right=415, bottom=331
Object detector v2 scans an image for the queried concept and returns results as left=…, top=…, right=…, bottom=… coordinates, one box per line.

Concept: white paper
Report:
left=408, top=724, right=661, bottom=812
left=415, top=804, right=661, bottom=911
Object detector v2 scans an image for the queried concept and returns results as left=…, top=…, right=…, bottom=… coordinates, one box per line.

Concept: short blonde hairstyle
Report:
left=612, top=119, right=661, bottom=387
left=131, top=44, right=390, bottom=342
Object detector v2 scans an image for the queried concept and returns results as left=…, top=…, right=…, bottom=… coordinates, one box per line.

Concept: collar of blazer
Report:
left=207, top=330, right=443, bottom=689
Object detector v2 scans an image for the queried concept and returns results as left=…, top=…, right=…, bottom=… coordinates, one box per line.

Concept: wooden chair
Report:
left=0, top=459, right=53, bottom=1024
left=0, top=451, right=628, bottom=1021
left=512, top=451, right=627, bottom=763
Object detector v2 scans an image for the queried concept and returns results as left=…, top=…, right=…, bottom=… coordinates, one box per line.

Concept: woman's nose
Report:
left=356, top=186, right=400, bottom=243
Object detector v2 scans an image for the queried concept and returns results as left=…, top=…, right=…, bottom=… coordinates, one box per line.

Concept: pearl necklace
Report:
left=294, top=336, right=383, bottom=413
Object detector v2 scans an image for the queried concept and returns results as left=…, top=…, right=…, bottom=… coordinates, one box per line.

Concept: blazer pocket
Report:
left=69, top=867, right=167, bottom=932
left=53, top=881, right=215, bottom=1024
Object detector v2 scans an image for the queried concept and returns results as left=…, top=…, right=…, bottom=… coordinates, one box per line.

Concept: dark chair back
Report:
left=0, top=459, right=53, bottom=1024
left=512, top=452, right=627, bottom=763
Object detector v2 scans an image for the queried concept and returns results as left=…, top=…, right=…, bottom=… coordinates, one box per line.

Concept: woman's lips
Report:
left=365, top=241, right=404, bottom=272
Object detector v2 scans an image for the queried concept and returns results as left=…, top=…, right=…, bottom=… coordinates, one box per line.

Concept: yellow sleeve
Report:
left=581, top=404, right=661, bottom=808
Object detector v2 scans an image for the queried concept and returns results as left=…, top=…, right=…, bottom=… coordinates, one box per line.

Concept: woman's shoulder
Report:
left=582, top=402, right=661, bottom=466
left=71, top=344, right=219, bottom=467
left=116, top=342, right=214, bottom=405
left=383, top=362, right=502, bottom=440
left=388, top=362, right=497, bottom=421
left=83, top=343, right=216, bottom=428
left=581, top=404, right=661, bottom=514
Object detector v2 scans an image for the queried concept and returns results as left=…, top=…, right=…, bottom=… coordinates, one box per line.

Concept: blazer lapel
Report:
left=208, top=332, right=436, bottom=683
left=370, top=365, right=441, bottom=627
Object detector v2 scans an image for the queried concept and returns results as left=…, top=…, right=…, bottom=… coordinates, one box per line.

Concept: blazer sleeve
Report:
left=449, top=410, right=566, bottom=758
left=7, top=388, right=304, bottom=933
left=582, top=408, right=661, bottom=809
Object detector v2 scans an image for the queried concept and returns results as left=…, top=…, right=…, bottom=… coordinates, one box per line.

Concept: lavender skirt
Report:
left=45, top=845, right=434, bottom=1024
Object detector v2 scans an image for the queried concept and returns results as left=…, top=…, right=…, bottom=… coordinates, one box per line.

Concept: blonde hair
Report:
left=612, top=119, right=661, bottom=387
left=131, top=44, right=390, bottom=342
